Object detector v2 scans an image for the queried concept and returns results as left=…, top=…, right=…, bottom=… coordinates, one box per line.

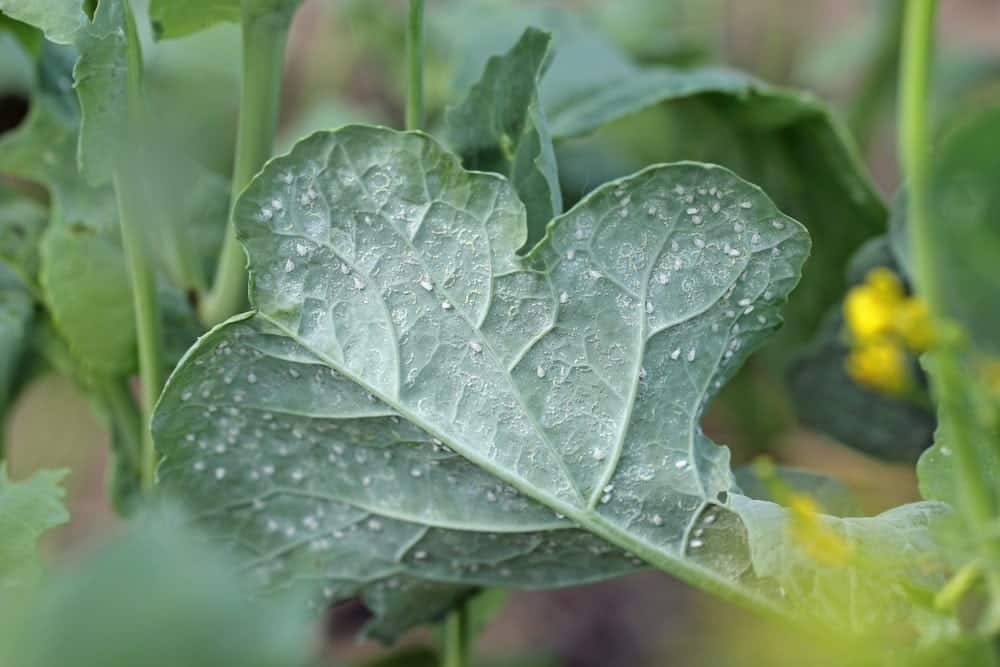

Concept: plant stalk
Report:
left=898, top=0, right=996, bottom=529
left=116, top=0, right=163, bottom=493
left=200, top=7, right=292, bottom=326
left=442, top=604, right=469, bottom=667
left=405, top=0, right=425, bottom=131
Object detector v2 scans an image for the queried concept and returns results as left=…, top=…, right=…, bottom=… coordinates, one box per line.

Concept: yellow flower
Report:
left=842, top=267, right=934, bottom=395
left=787, top=493, right=853, bottom=566
left=844, top=268, right=904, bottom=342
left=846, top=338, right=908, bottom=395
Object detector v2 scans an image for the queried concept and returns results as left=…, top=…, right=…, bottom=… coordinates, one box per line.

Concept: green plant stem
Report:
left=200, top=7, right=292, bottom=326
left=116, top=0, right=163, bottom=493
left=442, top=604, right=469, bottom=667
left=405, top=0, right=425, bottom=131
left=899, top=0, right=995, bottom=529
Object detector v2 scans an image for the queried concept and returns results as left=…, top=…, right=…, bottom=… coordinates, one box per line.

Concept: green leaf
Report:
left=0, top=0, right=87, bottom=45
left=924, top=108, right=1000, bottom=356
left=732, top=496, right=949, bottom=636
left=72, top=0, right=131, bottom=186
left=0, top=40, right=118, bottom=228
left=0, top=465, right=68, bottom=593
left=11, top=505, right=312, bottom=667
left=444, top=27, right=562, bottom=251
left=148, top=0, right=302, bottom=40
left=39, top=223, right=135, bottom=375
left=154, top=126, right=947, bottom=642
left=153, top=124, right=818, bottom=638
left=910, top=109, right=1000, bottom=509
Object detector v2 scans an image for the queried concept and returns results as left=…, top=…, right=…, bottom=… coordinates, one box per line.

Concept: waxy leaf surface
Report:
left=154, top=124, right=811, bottom=636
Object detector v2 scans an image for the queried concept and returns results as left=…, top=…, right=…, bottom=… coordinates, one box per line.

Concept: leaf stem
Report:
left=405, top=0, right=425, bottom=131
left=115, top=0, right=163, bottom=493
left=442, top=603, right=469, bottom=667
left=200, top=7, right=292, bottom=326
left=898, top=0, right=996, bottom=528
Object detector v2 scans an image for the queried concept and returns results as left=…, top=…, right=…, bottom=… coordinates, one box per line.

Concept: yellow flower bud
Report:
left=846, top=339, right=908, bottom=395
left=844, top=268, right=904, bottom=342
left=866, top=267, right=904, bottom=301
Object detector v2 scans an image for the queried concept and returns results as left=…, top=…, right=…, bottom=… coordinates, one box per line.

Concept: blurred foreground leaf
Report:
left=11, top=505, right=312, bottom=667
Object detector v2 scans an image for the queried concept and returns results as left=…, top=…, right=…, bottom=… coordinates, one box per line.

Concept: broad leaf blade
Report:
left=444, top=27, right=561, bottom=250
left=154, top=124, right=811, bottom=636
left=0, top=0, right=86, bottom=45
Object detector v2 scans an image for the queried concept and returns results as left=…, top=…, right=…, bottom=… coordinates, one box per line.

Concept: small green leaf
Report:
left=72, top=0, right=131, bottom=185
left=0, top=0, right=87, bottom=45
left=0, top=465, right=68, bottom=593
left=0, top=40, right=118, bottom=228
left=148, top=0, right=302, bottom=40
left=154, top=125, right=819, bottom=638
left=39, top=223, right=135, bottom=375
left=11, top=506, right=312, bottom=667
left=444, top=27, right=561, bottom=250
